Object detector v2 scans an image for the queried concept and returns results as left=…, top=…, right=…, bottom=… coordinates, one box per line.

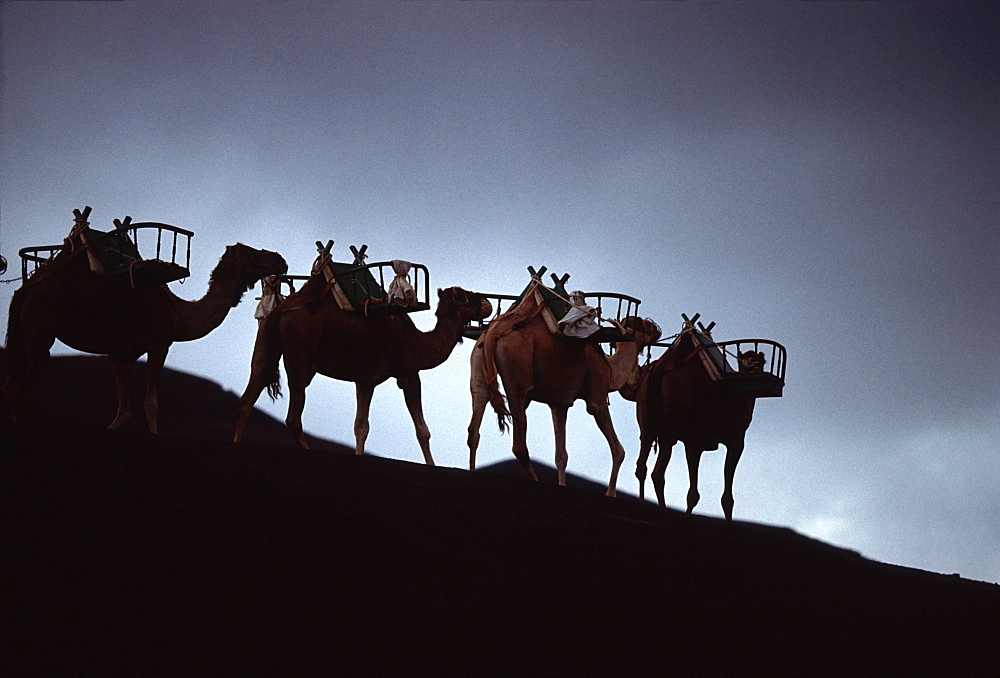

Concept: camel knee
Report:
left=686, top=488, right=701, bottom=514
left=721, top=491, right=735, bottom=522
left=651, top=470, right=666, bottom=508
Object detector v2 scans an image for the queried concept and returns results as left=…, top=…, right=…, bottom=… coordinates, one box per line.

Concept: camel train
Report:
left=3, top=208, right=786, bottom=520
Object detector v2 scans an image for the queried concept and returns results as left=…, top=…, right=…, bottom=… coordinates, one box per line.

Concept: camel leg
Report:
left=508, top=395, right=538, bottom=482
left=398, top=374, right=434, bottom=466
left=721, top=440, right=745, bottom=522
left=284, top=365, right=315, bottom=450
left=143, top=347, right=169, bottom=435
left=467, top=377, right=488, bottom=472
left=590, top=403, right=626, bottom=498
left=550, top=404, right=569, bottom=486
left=3, top=290, right=57, bottom=423
left=651, top=440, right=672, bottom=508
left=235, top=322, right=279, bottom=443
left=684, top=442, right=703, bottom=514
left=234, top=373, right=269, bottom=443
left=353, top=382, right=375, bottom=456
left=636, top=436, right=654, bottom=501
left=108, top=358, right=134, bottom=430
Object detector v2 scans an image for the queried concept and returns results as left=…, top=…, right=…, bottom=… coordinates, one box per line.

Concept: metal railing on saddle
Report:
left=651, top=313, right=786, bottom=398
left=462, top=265, right=642, bottom=343
left=19, top=208, right=192, bottom=286
left=279, top=241, right=431, bottom=316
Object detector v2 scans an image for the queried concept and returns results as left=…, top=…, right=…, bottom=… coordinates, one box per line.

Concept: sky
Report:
left=1, top=1, right=997, bottom=583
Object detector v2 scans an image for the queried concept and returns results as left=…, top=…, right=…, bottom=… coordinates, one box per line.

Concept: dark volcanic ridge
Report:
left=2, top=351, right=999, bottom=675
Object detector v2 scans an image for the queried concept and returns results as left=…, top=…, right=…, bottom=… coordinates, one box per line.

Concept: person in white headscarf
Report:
left=558, top=290, right=599, bottom=339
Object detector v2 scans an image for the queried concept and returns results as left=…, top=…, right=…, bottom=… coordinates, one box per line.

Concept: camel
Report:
left=473, top=286, right=661, bottom=497
left=3, top=237, right=288, bottom=434
left=633, top=320, right=767, bottom=521
left=233, top=274, right=492, bottom=464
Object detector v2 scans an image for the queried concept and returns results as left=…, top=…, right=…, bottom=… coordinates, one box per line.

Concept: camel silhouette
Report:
left=633, top=317, right=775, bottom=520
left=476, top=281, right=660, bottom=497
left=3, top=220, right=287, bottom=433
left=234, top=273, right=491, bottom=463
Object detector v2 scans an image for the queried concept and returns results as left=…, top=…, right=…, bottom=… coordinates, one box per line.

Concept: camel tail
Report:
left=480, top=330, right=511, bottom=433
left=4, top=287, right=30, bottom=382
left=488, top=385, right=511, bottom=433
left=254, top=311, right=284, bottom=401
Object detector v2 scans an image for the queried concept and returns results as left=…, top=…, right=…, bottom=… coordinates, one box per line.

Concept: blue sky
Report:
left=2, top=1, right=997, bottom=583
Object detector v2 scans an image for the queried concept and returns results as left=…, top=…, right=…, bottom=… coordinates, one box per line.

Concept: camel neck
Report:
left=416, top=306, right=467, bottom=369
left=608, top=340, right=643, bottom=393
left=169, top=257, right=249, bottom=342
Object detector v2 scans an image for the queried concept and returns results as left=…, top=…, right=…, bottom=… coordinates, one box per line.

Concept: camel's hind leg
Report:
left=353, top=381, right=375, bottom=456
left=284, top=362, right=315, bottom=450
left=589, top=402, right=626, bottom=498
left=721, top=439, right=745, bottom=521
left=3, top=298, right=57, bottom=424
left=234, top=374, right=266, bottom=443
left=468, top=349, right=490, bottom=471
left=651, top=440, right=673, bottom=508
left=234, top=371, right=272, bottom=442
left=398, top=374, right=433, bottom=466
left=636, top=434, right=654, bottom=501
left=142, top=347, right=169, bottom=435
left=550, top=404, right=569, bottom=486
left=108, top=358, right=135, bottom=430
left=508, top=394, right=538, bottom=482
left=234, top=325, right=278, bottom=443
left=684, top=442, right=704, bottom=514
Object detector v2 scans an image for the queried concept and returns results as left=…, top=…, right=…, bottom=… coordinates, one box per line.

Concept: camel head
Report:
left=437, top=287, right=492, bottom=322
left=737, top=350, right=766, bottom=373
left=218, top=243, right=288, bottom=292
left=622, top=316, right=662, bottom=350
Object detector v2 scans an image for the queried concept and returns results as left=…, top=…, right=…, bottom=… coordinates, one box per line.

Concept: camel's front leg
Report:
left=398, top=374, right=433, bottom=466
left=108, top=358, right=135, bottom=430
left=354, top=381, right=375, bottom=456
left=590, top=402, right=626, bottom=498
left=550, top=404, right=570, bottom=486
left=684, top=442, right=703, bottom=514
left=143, top=347, right=169, bottom=435
left=721, top=439, right=745, bottom=521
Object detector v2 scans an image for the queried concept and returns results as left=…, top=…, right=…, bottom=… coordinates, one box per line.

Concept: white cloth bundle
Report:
left=254, top=275, right=284, bottom=320
left=388, top=259, right=417, bottom=307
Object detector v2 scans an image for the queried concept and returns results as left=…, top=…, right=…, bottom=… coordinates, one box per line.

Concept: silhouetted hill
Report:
left=3, top=420, right=999, bottom=676
left=0, top=348, right=352, bottom=452
left=3, top=350, right=999, bottom=674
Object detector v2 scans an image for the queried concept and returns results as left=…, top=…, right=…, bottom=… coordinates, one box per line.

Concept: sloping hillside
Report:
left=0, top=349, right=351, bottom=452
left=3, top=422, right=999, bottom=676
left=2, top=352, right=999, bottom=675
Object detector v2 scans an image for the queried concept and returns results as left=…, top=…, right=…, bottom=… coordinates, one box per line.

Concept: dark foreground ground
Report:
left=2, top=355, right=1000, bottom=675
